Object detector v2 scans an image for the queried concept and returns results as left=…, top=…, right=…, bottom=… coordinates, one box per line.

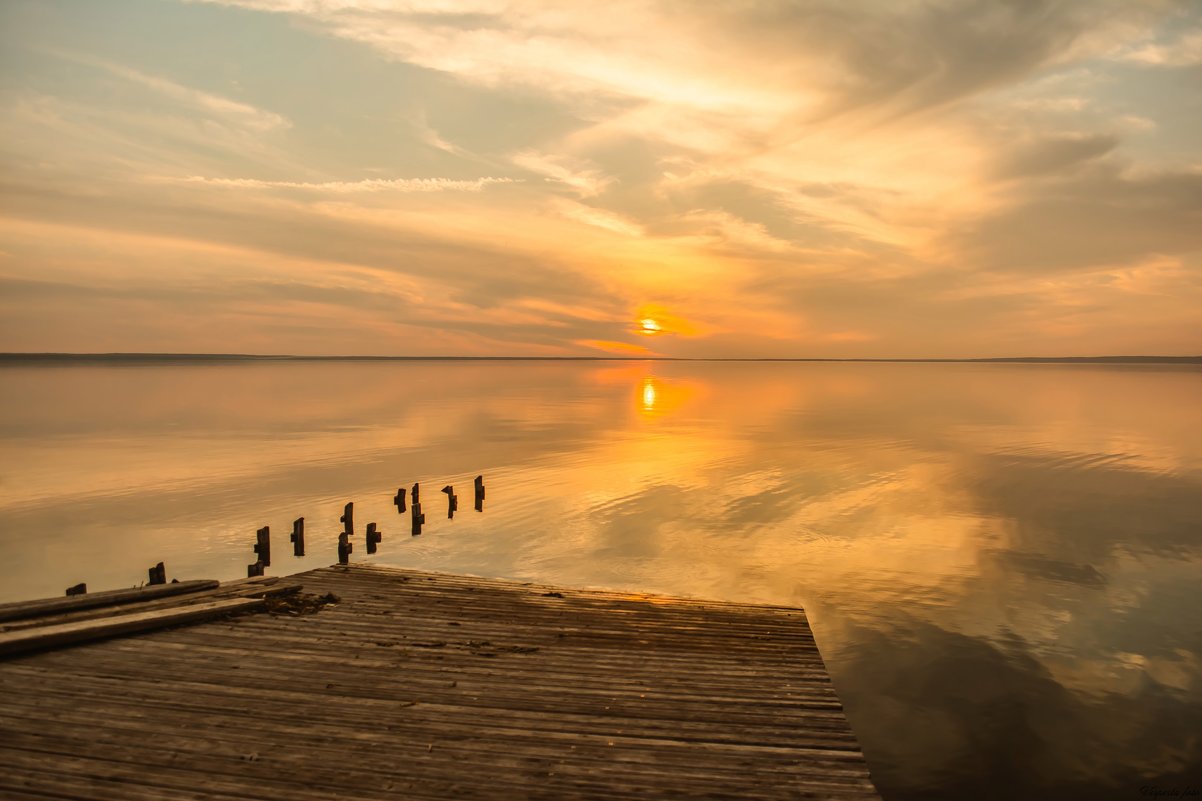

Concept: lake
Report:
left=1, top=359, right=1200, bottom=799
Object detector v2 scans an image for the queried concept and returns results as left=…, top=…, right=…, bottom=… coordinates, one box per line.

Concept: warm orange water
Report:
left=2, top=360, right=1200, bottom=798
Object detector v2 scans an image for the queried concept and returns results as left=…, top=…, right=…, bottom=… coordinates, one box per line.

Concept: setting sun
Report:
left=639, top=318, right=661, bottom=335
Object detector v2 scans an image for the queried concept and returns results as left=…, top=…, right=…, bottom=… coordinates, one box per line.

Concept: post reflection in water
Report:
left=0, top=359, right=1200, bottom=799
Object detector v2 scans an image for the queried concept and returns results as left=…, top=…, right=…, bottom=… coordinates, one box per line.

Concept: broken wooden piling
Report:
left=147, top=562, right=166, bottom=586
left=411, top=482, right=425, bottom=535
left=290, top=517, right=305, bottom=557
left=253, top=526, right=271, bottom=567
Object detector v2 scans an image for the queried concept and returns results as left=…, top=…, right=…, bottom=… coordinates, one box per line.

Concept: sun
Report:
left=638, top=318, right=661, bottom=335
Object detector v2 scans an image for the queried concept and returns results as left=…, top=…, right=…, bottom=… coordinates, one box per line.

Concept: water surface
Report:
left=2, top=360, right=1200, bottom=799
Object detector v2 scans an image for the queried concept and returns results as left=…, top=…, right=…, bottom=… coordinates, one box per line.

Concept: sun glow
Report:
left=639, top=318, right=661, bottom=335
left=641, top=377, right=657, bottom=411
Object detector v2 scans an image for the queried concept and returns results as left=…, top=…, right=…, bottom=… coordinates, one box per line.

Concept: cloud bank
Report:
left=0, top=0, right=1199, bottom=355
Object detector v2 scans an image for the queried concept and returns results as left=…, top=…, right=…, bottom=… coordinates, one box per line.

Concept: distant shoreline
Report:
left=2, top=353, right=1199, bottom=364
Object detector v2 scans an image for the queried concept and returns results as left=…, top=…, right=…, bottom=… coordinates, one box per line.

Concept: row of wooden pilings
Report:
left=251, top=475, right=485, bottom=576
left=63, top=475, right=486, bottom=596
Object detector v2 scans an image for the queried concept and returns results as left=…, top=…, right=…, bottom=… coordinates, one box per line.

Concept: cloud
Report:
left=411, top=110, right=468, bottom=156
left=575, top=339, right=654, bottom=356
left=510, top=151, right=612, bottom=197
left=954, top=164, right=1202, bottom=274
left=993, top=133, right=1120, bottom=180
left=49, top=50, right=290, bottom=132
left=187, top=0, right=1167, bottom=121
left=1110, top=25, right=1202, bottom=66
left=552, top=199, right=641, bottom=236
left=168, top=175, right=521, bottom=192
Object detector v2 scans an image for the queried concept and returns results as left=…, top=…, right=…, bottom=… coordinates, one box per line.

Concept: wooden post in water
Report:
left=254, top=526, right=271, bottom=567
left=247, top=561, right=264, bottom=577
left=340, top=502, right=354, bottom=536
left=411, top=482, right=424, bottom=535
left=441, top=485, right=458, bottom=519
left=338, top=532, right=353, bottom=565
left=393, top=487, right=407, bottom=514
left=291, top=518, right=305, bottom=557
left=366, top=522, right=382, bottom=554
left=148, top=562, right=166, bottom=586
left=474, top=475, right=485, bottom=512
left=65, top=583, right=86, bottom=597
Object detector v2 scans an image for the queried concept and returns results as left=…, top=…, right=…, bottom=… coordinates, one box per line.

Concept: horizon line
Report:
left=2, top=352, right=1200, bottom=364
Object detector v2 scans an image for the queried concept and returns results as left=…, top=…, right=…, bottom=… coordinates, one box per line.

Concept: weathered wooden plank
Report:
left=0, top=730, right=877, bottom=799
left=2, top=649, right=842, bottom=703
left=11, top=644, right=844, bottom=708
left=328, top=563, right=808, bottom=610
left=0, top=701, right=863, bottom=768
left=0, top=580, right=221, bottom=623
left=0, top=598, right=265, bottom=657
left=0, top=665, right=854, bottom=735
left=0, top=702, right=865, bottom=769
left=0, top=716, right=877, bottom=788
left=0, top=711, right=857, bottom=782
left=0, top=680, right=861, bottom=752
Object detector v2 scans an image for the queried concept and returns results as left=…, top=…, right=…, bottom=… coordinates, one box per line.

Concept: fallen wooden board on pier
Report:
left=0, top=597, right=267, bottom=657
left=0, top=563, right=881, bottom=800
left=0, top=579, right=220, bottom=623
left=0, top=577, right=300, bottom=633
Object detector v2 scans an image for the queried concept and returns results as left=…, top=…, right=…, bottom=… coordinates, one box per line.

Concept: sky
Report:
left=0, top=0, right=1200, bottom=358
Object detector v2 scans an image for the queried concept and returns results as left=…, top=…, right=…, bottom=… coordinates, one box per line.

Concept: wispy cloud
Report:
left=553, top=200, right=641, bottom=236
left=412, top=111, right=467, bottom=156
left=166, top=175, right=521, bottom=192
left=1110, top=27, right=1202, bottom=66
left=49, top=50, right=290, bottom=132
left=510, top=151, right=612, bottom=198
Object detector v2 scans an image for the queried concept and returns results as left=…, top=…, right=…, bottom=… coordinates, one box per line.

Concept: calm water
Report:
left=2, top=360, right=1200, bottom=799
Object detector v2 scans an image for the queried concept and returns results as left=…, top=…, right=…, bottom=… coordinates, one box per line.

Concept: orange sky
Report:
left=1, top=0, right=1200, bottom=357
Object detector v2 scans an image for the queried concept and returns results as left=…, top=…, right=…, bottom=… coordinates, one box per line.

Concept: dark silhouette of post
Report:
left=254, top=526, right=271, bottom=567
left=366, top=522, right=382, bottom=554
left=340, top=502, right=354, bottom=536
left=393, top=487, right=407, bottom=514
left=65, top=583, right=86, bottom=597
left=247, top=561, right=264, bottom=577
left=291, top=517, right=305, bottom=557
left=338, top=532, right=353, bottom=565
left=474, top=475, right=485, bottom=512
left=148, top=562, right=166, bottom=585
left=442, top=485, right=458, bottom=519
left=411, top=482, right=424, bottom=535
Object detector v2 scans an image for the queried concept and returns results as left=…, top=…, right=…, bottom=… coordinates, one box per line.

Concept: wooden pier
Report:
left=0, top=563, right=881, bottom=800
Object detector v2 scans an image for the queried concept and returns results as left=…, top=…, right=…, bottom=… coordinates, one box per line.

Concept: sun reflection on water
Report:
left=641, top=377, right=657, bottom=413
